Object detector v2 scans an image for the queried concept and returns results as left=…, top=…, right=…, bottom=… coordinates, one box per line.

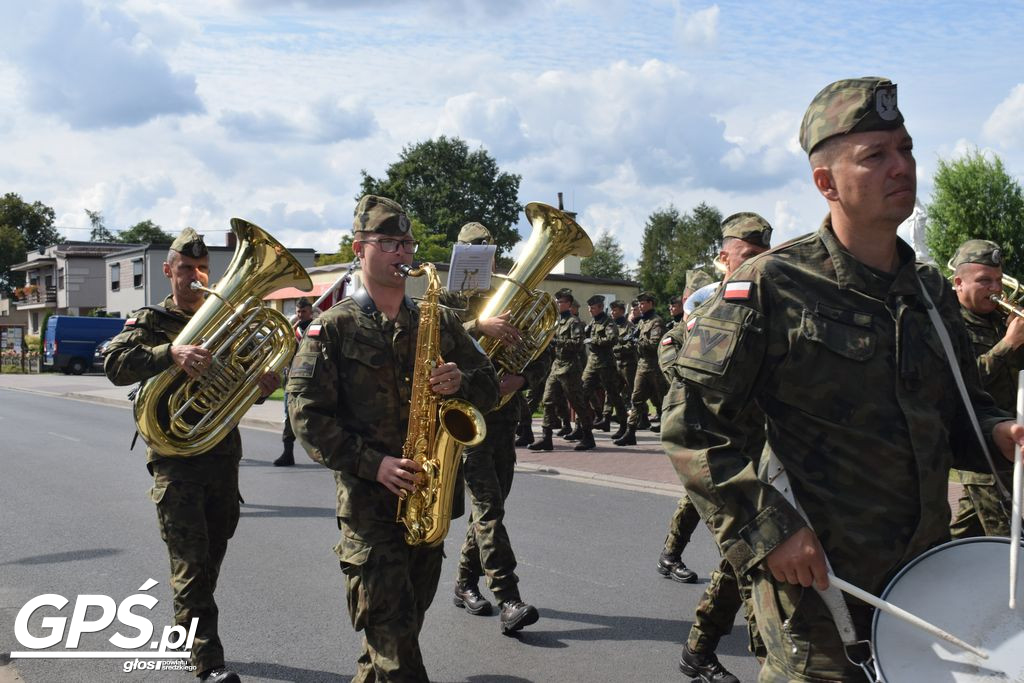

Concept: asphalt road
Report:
left=0, top=389, right=759, bottom=682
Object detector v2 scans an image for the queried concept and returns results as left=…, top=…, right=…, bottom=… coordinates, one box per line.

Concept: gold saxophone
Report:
left=397, top=261, right=487, bottom=546
left=134, top=219, right=312, bottom=456
left=476, top=202, right=593, bottom=407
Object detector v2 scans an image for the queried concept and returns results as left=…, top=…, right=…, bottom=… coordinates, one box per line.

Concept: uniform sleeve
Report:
left=637, top=316, right=665, bottom=354
left=443, top=309, right=500, bottom=414
left=658, top=323, right=688, bottom=382
left=102, top=311, right=174, bottom=386
left=559, top=318, right=585, bottom=354
left=591, top=318, right=619, bottom=351
left=660, top=274, right=806, bottom=575
left=976, top=338, right=1018, bottom=387
left=285, top=322, right=391, bottom=480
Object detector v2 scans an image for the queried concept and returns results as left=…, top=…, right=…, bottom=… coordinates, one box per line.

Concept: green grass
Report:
left=267, top=388, right=284, bottom=401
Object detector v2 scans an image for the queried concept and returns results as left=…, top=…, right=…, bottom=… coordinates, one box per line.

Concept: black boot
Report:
left=199, top=668, right=241, bottom=683
left=678, top=644, right=739, bottom=683
left=650, top=423, right=660, bottom=434
left=657, top=551, right=680, bottom=576
left=613, top=425, right=637, bottom=446
left=563, top=423, right=583, bottom=442
left=453, top=583, right=493, bottom=616
left=593, top=415, right=611, bottom=432
left=610, top=421, right=628, bottom=440
left=514, top=423, right=535, bottom=447
left=573, top=428, right=596, bottom=451
left=528, top=427, right=553, bottom=451
left=499, top=599, right=539, bottom=635
left=556, top=423, right=573, bottom=438
left=637, top=413, right=651, bottom=430
left=273, top=441, right=295, bottom=466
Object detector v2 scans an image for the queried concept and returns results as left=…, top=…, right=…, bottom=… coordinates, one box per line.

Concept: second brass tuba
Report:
left=134, top=219, right=313, bottom=457
left=476, top=202, right=594, bottom=407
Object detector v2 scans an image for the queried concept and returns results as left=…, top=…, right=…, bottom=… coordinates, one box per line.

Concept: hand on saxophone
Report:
left=171, top=344, right=212, bottom=379
left=476, top=311, right=522, bottom=344
left=377, top=455, right=423, bottom=497
left=429, top=362, right=462, bottom=395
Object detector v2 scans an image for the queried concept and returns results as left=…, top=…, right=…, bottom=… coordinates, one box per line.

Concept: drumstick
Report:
left=828, top=574, right=988, bottom=660
left=1010, top=371, right=1024, bottom=609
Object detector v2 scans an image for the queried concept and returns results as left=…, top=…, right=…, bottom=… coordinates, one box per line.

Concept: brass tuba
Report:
left=476, top=202, right=594, bottom=407
left=134, top=219, right=313, bottom=457
left=397, top=261, right=487, bottom=546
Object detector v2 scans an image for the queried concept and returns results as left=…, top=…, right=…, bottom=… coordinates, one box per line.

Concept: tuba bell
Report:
left=134, top=219, right=313, bottom=457
left=476, top=202, right=593, bottom=407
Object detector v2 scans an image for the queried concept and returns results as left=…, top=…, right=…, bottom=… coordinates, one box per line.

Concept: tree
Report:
left=86, top=209, right=117, bottom=242
left=581, top=231, right=630, bottom=280
left=0, top=193, right=60, bottom=294
left=118, top=219, right=173, bottom=244
left=636, top=203, right=722, bottom=308
left=359, top=136, right=522, bottom=258
left=926, top=149, right=1024, bottom=275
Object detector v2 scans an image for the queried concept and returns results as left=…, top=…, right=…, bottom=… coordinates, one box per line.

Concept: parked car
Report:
left=43, top=316, right=126, bottom=375
left=92, top=337, right=114, bottom=371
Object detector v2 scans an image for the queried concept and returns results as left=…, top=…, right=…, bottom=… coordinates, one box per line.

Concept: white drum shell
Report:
left=872, top=537, right=1024, bottom=682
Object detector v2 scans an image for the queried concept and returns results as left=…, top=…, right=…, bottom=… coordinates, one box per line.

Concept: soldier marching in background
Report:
left=614, top=292, right=666, bottom=446
left=274, top=296, right=314, bottom=467
left=582, top=294, right=628, bottom=433
left=609, top=299, right=639, bottom=440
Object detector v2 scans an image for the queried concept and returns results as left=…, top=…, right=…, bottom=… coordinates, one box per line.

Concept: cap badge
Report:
left=876, top=86, right=899, bottom=121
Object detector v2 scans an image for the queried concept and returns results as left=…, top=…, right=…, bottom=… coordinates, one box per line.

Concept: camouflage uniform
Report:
left=610, top=308, right=638, bottom=419
left=949, top=240, right=1017, bottom=539
left=104, top=296, right=241, bottom=677
left=582, top=299, right=627, bottom=425
left=626, top=300, right=667, bottom=427
left=287, top=196, right=499, bottom=682
left=541, top=301, right=592, bottom=430
left=661, top=216, right=1006, bottom=680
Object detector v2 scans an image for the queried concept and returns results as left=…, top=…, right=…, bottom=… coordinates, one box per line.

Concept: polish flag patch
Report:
left=661, top=336, right=674, bottom=346
left=124, top=317, right=138, bottom=327
left=307, top=323, right=323, bottom=337
left=723, top=281, right=753, bottom=301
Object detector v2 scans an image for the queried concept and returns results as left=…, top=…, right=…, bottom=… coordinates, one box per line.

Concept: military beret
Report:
left=630, top=299, right=640, bottom=307
left=554, top=288, right=573, bottom=301
left=669, top=295, right=681, bottom=305
left=685, top=269, right=715, bottom=293
left=799, top=77, right=904, bottom=155
left=587, top=294, right=605, bottom=306
left=353, top=194, right=412, bottom=236
left=637, top=292, right=656, bottom=303
left=170, top=227, right=208, bottom=258
left=571, top=299, right=581, bottom=309
left=722, top=212, right=772, bottom=247
left=457, top=222, right=492, bottom=244
left=950, top=239, right=1003, bottom=269
left=610, top=300, right=626, bottom=310
left=296, top=297, right=312, bottom=308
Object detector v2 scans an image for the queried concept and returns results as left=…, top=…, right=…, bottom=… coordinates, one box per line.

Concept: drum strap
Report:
left=915, top=274, right=1011, bottom=503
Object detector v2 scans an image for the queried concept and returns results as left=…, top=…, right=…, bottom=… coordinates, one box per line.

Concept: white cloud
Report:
left=219, top=97, right=376, bottom=144
left=983, top=83, right=1024, bottom=149
left=674, top=4, right=719, bottom=49
left=435, top=94, right=530, bottom=160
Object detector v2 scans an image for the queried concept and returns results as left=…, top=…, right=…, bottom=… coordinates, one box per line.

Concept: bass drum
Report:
left=872, top=537, right=1024, bottom=682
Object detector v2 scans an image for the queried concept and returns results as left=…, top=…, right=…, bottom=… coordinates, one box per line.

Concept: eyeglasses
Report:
left=361, top=238, right=419, bottom=254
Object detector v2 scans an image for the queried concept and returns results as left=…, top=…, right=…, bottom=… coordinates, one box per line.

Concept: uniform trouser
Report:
left=583, top=359, right=626, bottom=422
left=149, top=454, right=241, bottom=675
left=541, top=361, right=592, bottom=429
left=950, top=483, right=1011, bottom=538
left=662, top=494, right=702, bottom=557
left=615, top=358, right=637, bottom=418
left=686, top=557, right=748, bottom=654
left=750, top=568, right=872, bottom=681
left=282, top=392, right=295, bottom=444
left=337, top=517, right=444, bottom=683
left=457, top=413, right=520, bottom=603
left=627, top=359, right=667, bottom=426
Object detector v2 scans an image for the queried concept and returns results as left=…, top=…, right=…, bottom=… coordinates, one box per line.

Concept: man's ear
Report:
left=162, top=262, right=171, bottom=279
left=813, top=166, right=838, bottom=201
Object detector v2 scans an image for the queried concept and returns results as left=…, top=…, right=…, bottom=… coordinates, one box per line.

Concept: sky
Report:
left=1, top=0, right=1023, bottom=268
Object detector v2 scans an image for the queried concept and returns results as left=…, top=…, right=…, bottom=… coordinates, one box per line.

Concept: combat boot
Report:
left=656, top=551, right=680, bottom=576
left=670, top=562, right=698, bottom=583
left=453, top=583, right=493, bottom=616
left=593, top=415, right=612, bottom=432
left=613, top=425, right=637, bottom=446
left=564, top=423, right=583, bottom=442
left=556, top=422, right=573, bottom=438
left=637, top=413, right=651, bottom=430
left=610, top=421, right=628, bottom=440
left=678, top=645, right=739, bottom=683
left=273, top=441, right=294, bottom=467
left=650, top=423, right=661, bottom=434
left=499, top=599, right=539, bottom=635
left=199, top=668, right=241, bottom=683
left=514, top=424, right=535, bottom=447
left=528, top=428, right=553, bottom=451
left=573, top=428, right=596, bottom=451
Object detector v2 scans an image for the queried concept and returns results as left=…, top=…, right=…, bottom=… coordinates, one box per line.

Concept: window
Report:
left=133, top=259, right=143, bottom=288
left=110, top=263, right=120, bottom=291
left=57, top=268, right=64, bottom=290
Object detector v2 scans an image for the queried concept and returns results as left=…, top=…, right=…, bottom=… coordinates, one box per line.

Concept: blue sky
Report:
left=1, top=0, right=1022, bottom=267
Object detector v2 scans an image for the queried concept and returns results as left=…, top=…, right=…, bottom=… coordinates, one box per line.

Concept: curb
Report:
left=516, top=461, right=682, bottom=498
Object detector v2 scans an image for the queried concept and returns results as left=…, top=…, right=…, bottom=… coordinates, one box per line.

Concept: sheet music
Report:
left=447, top=244, right=496, bottom=292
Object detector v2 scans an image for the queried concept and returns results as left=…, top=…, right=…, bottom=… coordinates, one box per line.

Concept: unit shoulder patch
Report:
left=679, top=316, right=742, bottom=376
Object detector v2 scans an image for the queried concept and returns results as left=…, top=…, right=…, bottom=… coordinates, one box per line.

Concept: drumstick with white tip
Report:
left=1010, top=370, right=1024, bottom=610
left=828, top=574, right=988, bottom=659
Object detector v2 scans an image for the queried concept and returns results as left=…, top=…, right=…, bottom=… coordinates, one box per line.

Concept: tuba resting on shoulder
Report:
left=476, top=202, right=593, bottom=407
left=397, top=262, right=487, bottom=546
left=134, top=219, right=312, bottom=457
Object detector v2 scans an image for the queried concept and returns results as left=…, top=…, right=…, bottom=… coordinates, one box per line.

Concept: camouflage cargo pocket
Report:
left=336, top=536, right=373, bottom=631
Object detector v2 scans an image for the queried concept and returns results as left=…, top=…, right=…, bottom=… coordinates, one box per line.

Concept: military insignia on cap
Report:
left=875, top=85, right=899, bottom=121
left=190, top=242, right=202, bottom=257
left=993, top=248, right=1003, bottom=265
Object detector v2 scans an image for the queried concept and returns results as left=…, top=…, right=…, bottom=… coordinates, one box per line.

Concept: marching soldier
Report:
left=287, top=196, right=499, bottom=682
left=614, top=292, right=666, bottom=446
left=667, top=296, right=684, bottom=329
left=528, top=288, right=595, bottom=451
left=104, top=228, right=280, bottom=683
left=275, top=297, right=314, bottom=466
left=582, top=294, right=628, bottom=432
left=949, top=238, right=1020, bottom=538
left=609, top=299, right=638, bottom=440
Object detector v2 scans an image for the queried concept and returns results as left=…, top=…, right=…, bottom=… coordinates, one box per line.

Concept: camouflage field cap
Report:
left=555, top=287, right=574, bottom=301
left=353, top=195, right=412, bottom=236
left=722, top=212, right=772, bottom=247
left=587, top=294, right=605, bottom=306
left=170, top=227, right=208, bottom=258
left=799, top=77, right=904, bottom=155
left=637, top=291, right=656, bottom=303
left=950, top=239, right=1003, bottom=269
left=457, top=222, right=492, bottom=244
left=685, top=269, right=715, bottom=293
left=610, top=299, right=626, bottom=310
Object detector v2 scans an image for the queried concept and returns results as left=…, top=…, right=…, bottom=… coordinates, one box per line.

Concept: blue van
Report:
left=43, top=315, right=127, bottom=374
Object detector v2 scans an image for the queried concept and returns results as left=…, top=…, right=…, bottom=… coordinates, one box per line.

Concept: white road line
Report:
left=48, top=431, right=81, bottom=442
